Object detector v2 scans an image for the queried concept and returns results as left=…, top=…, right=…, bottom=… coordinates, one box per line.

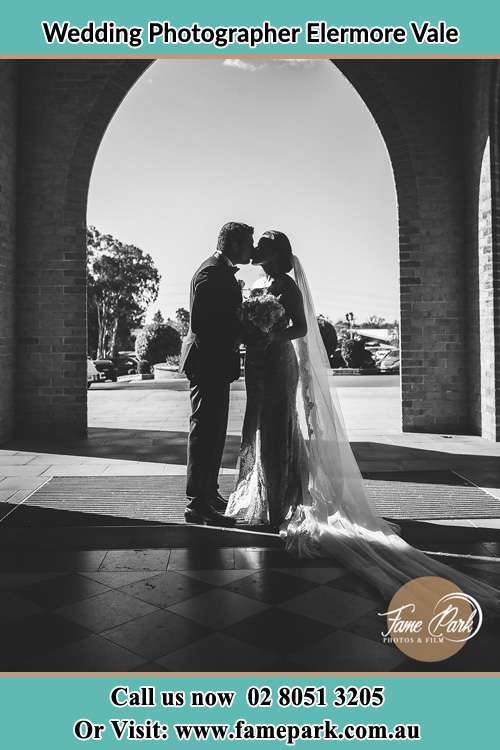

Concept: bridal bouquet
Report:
left=239, top=292, right=286, bottom=334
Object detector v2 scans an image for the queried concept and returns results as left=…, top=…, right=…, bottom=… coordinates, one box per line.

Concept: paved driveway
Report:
left=88, top=374, right=401, bottom=438
left=2, top=375, right=500, bottom=528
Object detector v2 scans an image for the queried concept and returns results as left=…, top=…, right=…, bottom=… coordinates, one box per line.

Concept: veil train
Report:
left=285, top=255, right=500, bottom=612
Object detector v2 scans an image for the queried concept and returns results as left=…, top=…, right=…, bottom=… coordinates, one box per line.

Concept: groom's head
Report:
left=217, top=222, right=254, bottom=265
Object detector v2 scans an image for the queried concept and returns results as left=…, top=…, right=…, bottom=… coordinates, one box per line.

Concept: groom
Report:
left=179, top=222, right=254, bottom=525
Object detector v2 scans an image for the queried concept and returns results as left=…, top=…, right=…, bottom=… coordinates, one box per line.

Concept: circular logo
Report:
left=378, top=576, right=483, bottom=662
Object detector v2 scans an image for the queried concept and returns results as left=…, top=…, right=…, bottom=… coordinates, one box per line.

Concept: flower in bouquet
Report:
left=239, top=293, right=286, bottom=334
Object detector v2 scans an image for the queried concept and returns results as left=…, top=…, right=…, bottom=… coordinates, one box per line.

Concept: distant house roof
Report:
left=354, top=328, right=394, bottom=343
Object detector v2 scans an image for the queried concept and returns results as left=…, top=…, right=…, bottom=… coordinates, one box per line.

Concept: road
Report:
left=89, top=374, right=401, bottom=437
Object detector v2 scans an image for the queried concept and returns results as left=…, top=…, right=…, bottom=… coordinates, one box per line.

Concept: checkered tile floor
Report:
left=1, top=546, right=499, bottom=672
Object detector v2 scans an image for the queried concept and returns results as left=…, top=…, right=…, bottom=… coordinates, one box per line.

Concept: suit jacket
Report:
left=179, top=254, right=242, bottom=383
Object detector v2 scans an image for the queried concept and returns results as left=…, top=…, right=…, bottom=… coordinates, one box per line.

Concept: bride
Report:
left=226, top=230, right=500, bottom=612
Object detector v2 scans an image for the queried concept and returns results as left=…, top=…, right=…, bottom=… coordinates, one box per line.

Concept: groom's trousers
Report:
left=186, top=378, right=230, bottom=509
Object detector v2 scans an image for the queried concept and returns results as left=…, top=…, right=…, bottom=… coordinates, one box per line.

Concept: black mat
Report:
left=2, top=470, right=499, bottom=528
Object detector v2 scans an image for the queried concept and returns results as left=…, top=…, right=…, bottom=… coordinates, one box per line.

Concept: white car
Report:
left=87, top=357, right=104, bottom=388
left=379, top=349, right=400, bottom=373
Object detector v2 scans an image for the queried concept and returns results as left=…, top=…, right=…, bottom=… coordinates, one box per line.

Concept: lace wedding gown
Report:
left=226, top=274, right=306, bottom=528
left=226, top=257, right=500, bottom=614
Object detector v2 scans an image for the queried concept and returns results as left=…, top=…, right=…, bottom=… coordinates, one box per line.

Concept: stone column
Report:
left=487, top=61, right=500, bottom=441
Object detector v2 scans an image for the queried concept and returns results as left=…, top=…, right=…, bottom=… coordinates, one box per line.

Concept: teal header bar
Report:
left=1, top=1, right=500, bottom=56
left=0, top=675, right=497, bottom=748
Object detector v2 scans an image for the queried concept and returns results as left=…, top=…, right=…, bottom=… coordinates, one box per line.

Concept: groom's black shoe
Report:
left=184, top=505, right=236, bottom=527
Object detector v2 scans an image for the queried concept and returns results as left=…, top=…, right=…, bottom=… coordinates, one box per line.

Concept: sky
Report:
left=87, top=59, right=399, bottom=325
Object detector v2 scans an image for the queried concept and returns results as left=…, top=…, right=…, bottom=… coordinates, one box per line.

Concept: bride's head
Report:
left=252, top=230, right=293, bottom=277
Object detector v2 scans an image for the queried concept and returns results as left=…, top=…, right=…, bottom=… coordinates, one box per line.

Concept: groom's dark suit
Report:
left=179, top=253, right=242, bottom=509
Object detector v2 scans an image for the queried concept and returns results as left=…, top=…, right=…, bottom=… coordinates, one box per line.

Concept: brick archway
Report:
left=1, top=59, right=498, bottom=441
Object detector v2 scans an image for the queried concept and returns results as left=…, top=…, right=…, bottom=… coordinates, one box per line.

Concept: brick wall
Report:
left=15, top=61, right=148, bottom=437
left=338, top=61, right=472, bottom=433
left=0, top=64, right=16, bottom=443
left=461, top=61, right=500, bottom=441
left=2, top=59, right=499, bottom=440
left=488, top=61, right=500, bottom=441
left=478, top=139, right=496, bottom=438
left=463, top=63, right=490, bottom=437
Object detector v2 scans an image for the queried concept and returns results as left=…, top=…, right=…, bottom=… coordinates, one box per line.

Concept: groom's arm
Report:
left=190, top=267, right=224, bottom=336
left=191, top=267, right=239, bottom=348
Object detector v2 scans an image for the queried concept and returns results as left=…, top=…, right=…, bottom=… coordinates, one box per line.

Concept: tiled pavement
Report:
left=1, top=377, right=500, bottom=672
left=2, top=377, right=500, bottom=521
left=1, top=546, right=499, bottom=672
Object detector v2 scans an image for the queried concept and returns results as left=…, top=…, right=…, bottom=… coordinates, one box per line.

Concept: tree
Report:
left=361, top=315, right=388, bottom=329
left=175, top=307, right=190, bottom=338
left=390, top=320, right=400, bottom=347
left=88, top=273, right=145, bottom=357
left=333, top=319, right=351, bottom=343
left=317, top=315, right=338, bottom=363
left=87, top=226, right=160, bottom=359
left=152, top=310, right=165, bottom=324
left=135, top=323, right=182, bottom=365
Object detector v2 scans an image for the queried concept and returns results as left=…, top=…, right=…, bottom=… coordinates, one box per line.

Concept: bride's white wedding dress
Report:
left=226, top=256, right=500, bottom=613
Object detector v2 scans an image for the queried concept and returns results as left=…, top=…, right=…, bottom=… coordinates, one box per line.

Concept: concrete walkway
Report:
left=1, top=375, right=500, bottom=531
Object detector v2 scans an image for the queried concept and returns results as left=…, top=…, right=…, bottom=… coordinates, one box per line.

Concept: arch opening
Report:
left=86, top=59, right=401, bottom=438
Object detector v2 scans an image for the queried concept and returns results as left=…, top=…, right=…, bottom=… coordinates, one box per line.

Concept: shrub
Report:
left=331, top=349, right=346, bottom=368
left=341, top=338, right=374, bottom=368
left=165, top=354, right=180, bottom=367
left=135, top=323, right=182, bottom=365
left=137, top=359, right=151, bottom=374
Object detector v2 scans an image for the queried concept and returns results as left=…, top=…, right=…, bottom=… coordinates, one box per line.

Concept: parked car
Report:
left=379, top=349, right=400, bottom=373
left=93, top=358, right=118, bottom=382
left=87, top=357, right=104, bottom=388
left=372, top=346, right=393, bottom=364
left=116, top=352, right=139, bottom=376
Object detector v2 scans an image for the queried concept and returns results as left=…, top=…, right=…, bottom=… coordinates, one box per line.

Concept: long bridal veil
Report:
left=286, top=254, right=500, bottom=612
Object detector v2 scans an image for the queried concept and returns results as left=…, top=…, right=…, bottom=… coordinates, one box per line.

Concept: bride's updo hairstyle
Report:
left=252, top=230, right=293, bottom=274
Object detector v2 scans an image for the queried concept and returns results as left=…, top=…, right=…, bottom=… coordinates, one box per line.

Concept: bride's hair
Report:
left=255, top=230, right=293, bottom=274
